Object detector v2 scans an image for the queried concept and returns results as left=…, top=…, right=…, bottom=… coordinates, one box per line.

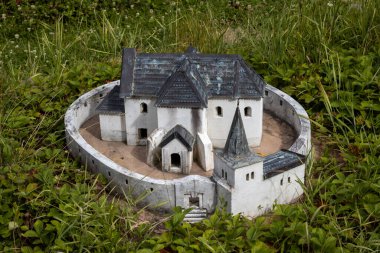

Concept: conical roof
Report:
left=218, top=107, right=262, bottom=169
left=223, top=107, right=252, bottom=158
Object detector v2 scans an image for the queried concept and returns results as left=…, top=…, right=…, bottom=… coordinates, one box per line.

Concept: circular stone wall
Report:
left=64, top=80, right=311, bottom=212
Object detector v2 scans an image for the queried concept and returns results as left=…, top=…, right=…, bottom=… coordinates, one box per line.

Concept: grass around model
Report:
left=0, top=0, right=379, bottom=251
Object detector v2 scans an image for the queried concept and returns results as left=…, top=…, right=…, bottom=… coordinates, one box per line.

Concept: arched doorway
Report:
left=171, top=153, right=181, bottom=167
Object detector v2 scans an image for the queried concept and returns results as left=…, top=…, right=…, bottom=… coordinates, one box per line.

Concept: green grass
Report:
left=1, top=0, right=379, bottom=252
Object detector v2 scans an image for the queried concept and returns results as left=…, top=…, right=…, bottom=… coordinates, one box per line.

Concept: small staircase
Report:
left=183, top=208, right=208, bottom=223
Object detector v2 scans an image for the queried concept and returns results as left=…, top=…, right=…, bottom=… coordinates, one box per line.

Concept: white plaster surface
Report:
left=161, top=138, right=193, bottom=174
left=207, top=99, right=263, bottom=148
left=157, top=107, right=205, bottom=137
left=264, top=85, right=311, bottom=156
left=207, top=99, right=238, bottom=148
left=146, top=128, right=166, bottom=167
left=239, top=99, right=263, bottom=147
left=99, top=114, right=126, bottom=141
left=124, top=98, right=157, bottom=145
left=230, top=162, right=264, bottom=216
left=196, top=133, right=214, bottom=171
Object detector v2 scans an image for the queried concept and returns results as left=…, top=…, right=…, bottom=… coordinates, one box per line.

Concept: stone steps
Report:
left=183, top=208, right=208, bottom=223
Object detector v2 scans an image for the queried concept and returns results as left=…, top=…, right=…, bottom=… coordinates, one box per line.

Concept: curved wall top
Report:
left=264, top=84, right=311, bottom=156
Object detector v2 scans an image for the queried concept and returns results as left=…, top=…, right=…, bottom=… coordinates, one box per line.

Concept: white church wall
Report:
left=238, top=99, right=263, bottom=147
left=157, top=107, right=206, bottom=136
left=99, top=114, right=126, bottom=141
left=229, top=163, right=305, bottom=217
left=124, top=98, right=157, bottom=145
left=213, top=155, right=236, bottom=187
left=207, top=99, right=237, bottom=148
left=229, top=162, right=264, bottom=216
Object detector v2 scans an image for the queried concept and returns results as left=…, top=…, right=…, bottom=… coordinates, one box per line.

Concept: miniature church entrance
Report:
left=184, top=193, right=203, bottom=209
left=171, top=153, right=181, bottom=168
left=189, top=196, right=200, bottom=208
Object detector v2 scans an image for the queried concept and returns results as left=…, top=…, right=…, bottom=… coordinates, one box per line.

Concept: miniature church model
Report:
left=95, top=47, right=306, bottom=216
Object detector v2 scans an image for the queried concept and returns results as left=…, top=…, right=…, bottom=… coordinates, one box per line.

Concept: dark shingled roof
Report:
left=216, top=107, right=262, bottom=169
left=155, top=59, right=208, bottom=108
left=96, top=85, right=124, bottom=113
left=263, top=150, right=305, bottom=179
left=159, top=124, right=195, bottom=151
left=119, top=47, right=265, bottom=101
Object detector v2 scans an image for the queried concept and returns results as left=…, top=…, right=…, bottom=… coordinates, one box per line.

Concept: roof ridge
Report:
left=159, top=124, right=195, bottom=151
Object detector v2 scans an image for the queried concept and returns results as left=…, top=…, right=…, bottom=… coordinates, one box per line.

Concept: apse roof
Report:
left=159, top=124, right=195, bottom=151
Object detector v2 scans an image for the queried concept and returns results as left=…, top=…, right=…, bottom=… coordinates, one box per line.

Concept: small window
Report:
left=246, top=174, right=249, bottom=181
left=280, top=100, right=283, bottom=106
left=265, top=90, right=268, bottom=96
left=225, top=173, right=227, bottom=180
left=251, top=172, right=254, bottom=179
left=216, top=106, right=223, bottom=117
left=140, top=103, right=148, bottom=113
left=280, top=179, right=283, bottom=185
left=138, top=128, right=148, bottom=139
left=288, top=177, right=291, bottom=183
left=125, top=179, right=129, bottom=185
left=244, top=107, right=252, bottom=117
left=222, top=169, right=225, bottom=178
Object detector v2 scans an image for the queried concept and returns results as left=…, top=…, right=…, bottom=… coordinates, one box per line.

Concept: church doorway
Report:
left=171, top=153, right=181, bottom=167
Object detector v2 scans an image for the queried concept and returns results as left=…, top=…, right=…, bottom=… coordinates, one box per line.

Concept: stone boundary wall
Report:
left=264, top=85, right=311, bottom=156
left=65, top=81, right=311, bottom=212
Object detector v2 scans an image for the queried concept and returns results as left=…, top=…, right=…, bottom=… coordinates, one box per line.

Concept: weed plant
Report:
left=0, top=0, right=379, bottom=252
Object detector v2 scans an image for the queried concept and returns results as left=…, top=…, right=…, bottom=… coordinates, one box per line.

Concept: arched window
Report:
left=216, top=106, right=223, bottom=117
left=140, top=102, right=148, bottom=113
left=246, top=174, right=249, bottom=181
left=251, top=172, right=254, bottom=179
left=244, top=107, right=252, bottom=117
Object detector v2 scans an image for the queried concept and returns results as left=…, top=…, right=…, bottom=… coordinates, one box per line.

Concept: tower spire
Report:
left=223, top=107, right=253, bottom=159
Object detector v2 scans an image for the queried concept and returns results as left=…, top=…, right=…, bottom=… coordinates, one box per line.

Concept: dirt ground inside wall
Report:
left=79, top=112, right=296, bottom=180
